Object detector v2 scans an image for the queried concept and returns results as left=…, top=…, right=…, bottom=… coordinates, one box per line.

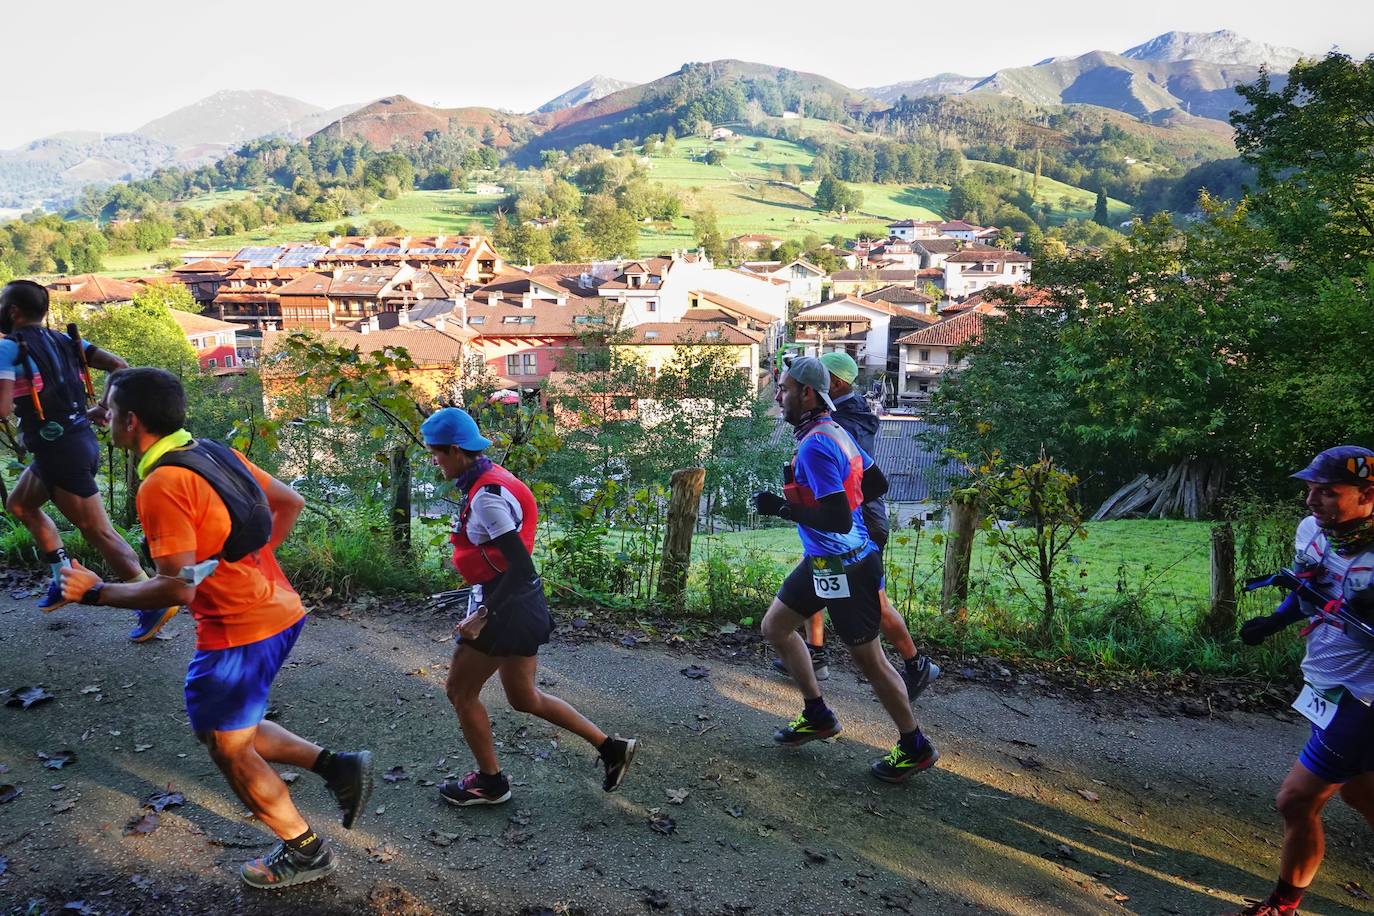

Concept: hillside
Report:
left=967, top=49, right=1283, bottom=121
left=1122, top=28, right=1304, bottom=70
left=861, top=73, right=982, bottom=103
left=134, top=89, right=354, bottom=152
left=535, top=76, right=638, bottom=114
left=312, top=95, right=529, bottom=148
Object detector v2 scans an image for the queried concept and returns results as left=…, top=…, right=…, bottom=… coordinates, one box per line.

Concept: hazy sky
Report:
left=1, top=0, right=1368, bottom=149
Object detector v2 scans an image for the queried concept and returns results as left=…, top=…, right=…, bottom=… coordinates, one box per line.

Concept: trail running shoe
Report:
left=440, top=771, right=512, bottom=806
left=324, top=750, right=374, bottom=829
left=773, top=711, right=841, bottom=747
left=902, top=656, right=941, bottom=702
left=1232, top=902, right=1298, bottom=916
left=769, top=644, right=831, bottom=681
left=600, top=736, right=638, bottom=792
left=37, top=580, right=69, bottom=613
left=870, top=739, right=940, bottom=783
left=128, top=606, right=180, bottom=642
left=240, top=841, right=336, bottom=890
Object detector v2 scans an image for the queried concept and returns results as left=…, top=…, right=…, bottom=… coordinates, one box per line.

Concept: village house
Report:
left=166, top=309, right=242, bottom=371
left=727, top=233, right=782, bottom=252
left=274, top=266, right=461, bottom=332
left=684, top=288, right=786, bottom=355
left=47, top=274, right=140, bottom=307
left=911, top=238, right=965, bottom=270
left=935, top=220, right=985, bottom=242
left=871, top=416, right=956, bottom=526
left=863, top=284, right=938, bottom=316
left=894, top=302, right=1002, bottom=404
left=863, top=240, right=923, bottom=270
left=943, top=246, right=1033, bottom=300
left=886, top=219, right=945, bottom=243
left=613, top=321, right=764, bottom=393
left=793, top=294, right=937, bottom=376
left=829, top=268, right=921, bottom=298
left=737, top=258, right=827, bottom=308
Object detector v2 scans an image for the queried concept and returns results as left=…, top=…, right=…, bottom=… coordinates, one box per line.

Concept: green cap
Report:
left=819, top=351, right=859, bottom=384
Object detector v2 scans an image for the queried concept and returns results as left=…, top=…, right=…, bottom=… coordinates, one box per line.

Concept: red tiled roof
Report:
left=173, top=259, right=231, bottom=273
left=622, top=321, right=762, bottom=345
left=688, top=289, right=778, bottom=324
left=800, top=294, right=929, bottom=322
left=275, top=272, right=333, bottom=296
left=895, top=303, right=1002, bottom=347
left=50, top=275, right=140, bottom=304
left=944, top=246, right=1031, bottom=264
left=168, top=310, right=241, bottom=335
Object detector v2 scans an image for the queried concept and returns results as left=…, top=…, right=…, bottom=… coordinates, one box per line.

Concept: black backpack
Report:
left=10, top=324, right=89, bottom=440
left=150, top=439, right=273, bottom=562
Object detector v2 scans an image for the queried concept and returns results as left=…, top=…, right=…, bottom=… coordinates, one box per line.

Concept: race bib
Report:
left=811, top=556, right=851, bottom=600
left=1292, top=683, right=1343, bottom=729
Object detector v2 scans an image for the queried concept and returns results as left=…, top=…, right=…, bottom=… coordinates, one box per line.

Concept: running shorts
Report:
left=1299, top=691, right=1374, bottom=784
left=184, top=617, right=305, bottom=733
left=776, top=547, right=884, bottom=646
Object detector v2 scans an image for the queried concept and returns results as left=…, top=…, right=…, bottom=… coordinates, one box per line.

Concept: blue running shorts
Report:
left=1299, top=691, right=1374, bottom=784
left=184, top=617, right=305, bottom=734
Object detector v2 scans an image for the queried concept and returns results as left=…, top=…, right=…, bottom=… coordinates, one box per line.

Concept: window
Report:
left=506, top=353, right=538, bottom=375
left=704, top=330, right=721, bottom=340
left=919, top=349, right=930, bottom=362
left=573, top=315, right=605, bottom=325
left=646, top=300, right=657, bottom=312
left=522, top=353, right=537, bottom=374
left=467, top=315, right=486, bottom=324
left=502, top=315, right=535, bottom=324
left=224, top=355, right=235, bottom=367
left=207, top=358, right=217, bottom=368
left=644, top=330, right=658, bottom=339
left=506, top=354, right=522, bottom=375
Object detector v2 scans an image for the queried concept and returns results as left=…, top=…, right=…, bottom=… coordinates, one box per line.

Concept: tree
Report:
left=81, top=294, right=197, bottom=375
left=815, top=175, right=860, bottom=213
left=691, top=207, right=726, bottom=262
left=1233, top=52, right=1374, bottom=271
left=704, top=149, right=727, bottom=166
left=1093, top=187, right=1110, bottom=226
left=135, top=280, right=201, bottom=313
left=583, top=196, right=639, bottom=257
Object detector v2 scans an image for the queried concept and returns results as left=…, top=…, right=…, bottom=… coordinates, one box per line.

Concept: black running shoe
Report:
left=769, top=645, right=831, bottom=681
left=600, top=736, right=638, bottom=791
left=902, top=656, right=941, bottom=702
left=440, top=771, right=512, bottom=806
left=240, top=841, right=336, bottom=889
left=324, top=750, right=374, bottom=829
left=870, top=739, right=939, bottom=783
left=773, top=710, right=841, bottom=747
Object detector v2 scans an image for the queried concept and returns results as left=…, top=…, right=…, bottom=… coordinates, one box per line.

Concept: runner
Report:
left=0, top=279, right=177, bottom=641
left=1232, top=445, right=1374, bottom=916
left=753, top=356, right=937, bottom=783
left=423, top=407, right=637, bottom=806
left=58, top=367, right=373, bottom=890
left=769, top=350, right=940, bottom=700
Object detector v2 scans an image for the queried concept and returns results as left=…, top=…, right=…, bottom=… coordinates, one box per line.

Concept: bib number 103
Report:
left=811, top=557, right=851, bottom=600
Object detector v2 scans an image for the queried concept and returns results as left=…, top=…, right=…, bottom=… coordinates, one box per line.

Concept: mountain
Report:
left=1122, top=29, right=1304, bottom=71
left=135, top=90, right=354, bottom=153
left=967, top=48, right=1284, bottom=121
left=535, top=76, right=638, bottom=114
left=861, top=73, right=982, bottom=104
left=313, top=95, right=528, bottom=149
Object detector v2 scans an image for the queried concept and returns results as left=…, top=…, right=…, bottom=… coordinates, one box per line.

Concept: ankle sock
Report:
left=311, top=749, right=344, bottom=783
left=597, top=736, right=617, bottom=759
left=477, top=770, right=507, bottom=787
left=803, top=695, right=832, bottom=720
left=899, top=729, right=928, bottom=756
left=1268, top=877, right=1304, bottom=912
left=806, top=642, right=826, bottom=656
left=903, top=654, right=921, bottom=669
left=285, top=827, right=323, bottom=859
left=43, top=547, right=70, bottom=582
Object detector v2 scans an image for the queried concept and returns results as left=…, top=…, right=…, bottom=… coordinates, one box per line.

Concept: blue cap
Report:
left=420, top=407, right=492, bottom=451
left=1292, top=445, right=1374, bottom=485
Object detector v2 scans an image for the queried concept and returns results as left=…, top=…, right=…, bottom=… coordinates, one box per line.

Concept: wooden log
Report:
left=1114, top=475, right=1163, bottom=518
left=941, top=493, right=980, bottom=617
left=1092, top=473, right=1149, bottom=521
left=657, top=467, right=706, bottom=613
left=1147, top=462, right=1184, bottom=518
left=1202, top=522, right=1238, bottom=637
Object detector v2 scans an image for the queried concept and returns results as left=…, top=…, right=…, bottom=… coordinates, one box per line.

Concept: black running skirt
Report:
left=460, top=573, right=554, bottom=658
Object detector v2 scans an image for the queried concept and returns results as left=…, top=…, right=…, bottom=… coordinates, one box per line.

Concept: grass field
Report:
left=97, top=129, right=1133, bottom=274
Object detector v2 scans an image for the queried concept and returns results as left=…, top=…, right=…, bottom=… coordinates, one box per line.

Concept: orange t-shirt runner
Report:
left=137, top=451, right=305, bottom=651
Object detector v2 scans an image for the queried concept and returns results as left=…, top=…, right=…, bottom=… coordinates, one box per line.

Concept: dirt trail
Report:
left=2, top=593, right=1373, bottom=916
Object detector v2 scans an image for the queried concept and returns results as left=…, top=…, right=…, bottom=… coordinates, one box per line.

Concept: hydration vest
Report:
left=8, top=324, right=90, bottom=444
left=148, top=439, right=273, bottom=563
left=782, top=417, right=865, bottom=511
left=450, top=463, right=538, bottom=585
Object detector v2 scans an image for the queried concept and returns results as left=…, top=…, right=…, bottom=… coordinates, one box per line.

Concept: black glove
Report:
left=1240, top=593, right=1306, bottom=646
left=753, top=491, right=787, bottom=517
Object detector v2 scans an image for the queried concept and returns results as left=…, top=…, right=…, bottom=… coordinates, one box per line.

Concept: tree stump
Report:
left=942, top=493, right=980, bottom=618
left=658, top=467, right=705, bottom=613
left=1203, top=522, right=1238, bottom=638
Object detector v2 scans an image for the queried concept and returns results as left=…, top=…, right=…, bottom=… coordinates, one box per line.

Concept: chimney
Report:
left=520, top=292, right=533, bottom=309
left=434, top=316, right=446, bottom=333
left=398, top=306, right=411, bottom=326
left=486, top=293, right=500, bottom=307
left=556, top=294, right=567, bottom=307
left=368, top=315, right=380, bottom=332
left=359, top=322, right=370, bottom=335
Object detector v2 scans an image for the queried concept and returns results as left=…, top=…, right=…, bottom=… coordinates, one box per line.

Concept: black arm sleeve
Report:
left=782, top=491, right=853, bottom=533
left=861, top=463, right=888, bottom=502
left=481, top=530, right=538, bottom=610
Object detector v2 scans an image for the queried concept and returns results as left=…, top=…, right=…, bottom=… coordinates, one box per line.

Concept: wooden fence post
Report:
left=389, top=445, right=412, bottom=552
left=941, top=493, right=979, bottom=618
left=1203, top=522, right=1237, bottom=637
left=658, top=467, right=705, bottom=612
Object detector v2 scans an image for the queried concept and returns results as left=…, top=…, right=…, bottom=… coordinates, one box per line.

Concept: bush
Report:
left=689, top=541, right=786, bottom=620
left=276, top=505, right=448, bottom=599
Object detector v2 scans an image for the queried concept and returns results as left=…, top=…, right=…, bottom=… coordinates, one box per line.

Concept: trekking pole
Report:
left=67, top=323, right=95, bottom=401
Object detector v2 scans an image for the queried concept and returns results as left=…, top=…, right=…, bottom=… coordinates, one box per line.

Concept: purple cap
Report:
left=1292, top=445, right=1374, bottom=485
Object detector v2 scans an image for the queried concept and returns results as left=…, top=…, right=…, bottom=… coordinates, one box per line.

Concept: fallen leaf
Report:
left=509, top=809, right=531, bottom=826
left=80, top=685, right=101, bottom=695
left=130, top=874, right=153, bottom=891
left=757, top=826, right=774, bottom=837
left=383, top=765, right=408, bottom=783
left=52, top=797, right=78, bottom=813
left=1014, top=755, right=1044, bottom=771
left=63, top=901, right=97, bottom=915
left=143, top=791, right=184, bottom=812
left=619, top=635, right=638, bottom=647
left=38, top=750, right=76, bottom=770
left=1055, top=843, right=1077, bottom=860
left=6, top=686, right=54, bottom=709
left=500, top=825, right=532, bottom=846
left=647, top=810, right=676, bottom=835
left=125, top=812, right=160, bottom=835
left=367, top=844, right=398, bottom=863
left=279, top=771, right=300, bottom=784
left=726, top=804, right=744, bottom=818
left=665, top=788, right=689, bottom=804
left=1343, top=881, right=1372, bottom=901
left=642, top=888, right=670, bottom=910
left=717, top=623, right=738, bottom=635
left=0, top=784, right=21, bottom=804
left=425, top=830, right=460, bottom=848
left=375, top=805, right=386, bottom=815
left=804, top=848, right=828, bottom=864
left=1076, top=789, right=1101, bottom=803
left=680, top=665, right=710, bottom=680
